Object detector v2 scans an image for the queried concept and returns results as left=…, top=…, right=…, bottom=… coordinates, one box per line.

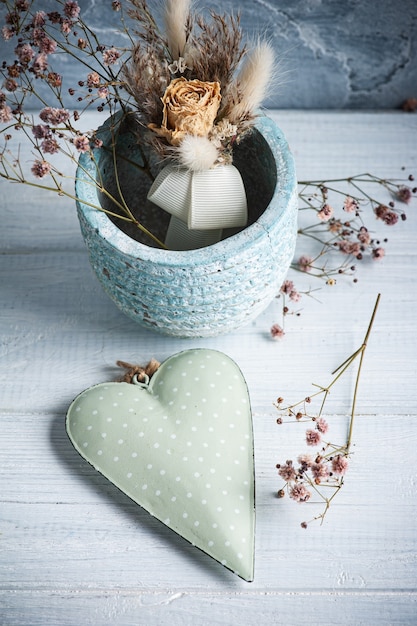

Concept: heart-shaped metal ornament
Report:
left=66, top=349, right=255, bottom=581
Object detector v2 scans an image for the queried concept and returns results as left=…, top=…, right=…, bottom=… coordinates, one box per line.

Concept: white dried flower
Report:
left=178, top=135, right=219, bottom=171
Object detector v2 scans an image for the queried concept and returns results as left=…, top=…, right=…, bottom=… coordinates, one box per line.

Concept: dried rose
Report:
left=149, top=77, right=221, bottom=147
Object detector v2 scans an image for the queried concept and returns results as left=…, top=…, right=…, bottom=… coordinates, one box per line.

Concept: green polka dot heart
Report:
left=66, top=349, right=255, bottom=581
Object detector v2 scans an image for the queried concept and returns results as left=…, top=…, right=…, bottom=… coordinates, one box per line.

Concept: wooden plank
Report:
left=1, top=111, right=417, bottom=624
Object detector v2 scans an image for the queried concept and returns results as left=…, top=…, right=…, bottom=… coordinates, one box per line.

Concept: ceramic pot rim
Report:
left=76, top=114, right=296, bottom=266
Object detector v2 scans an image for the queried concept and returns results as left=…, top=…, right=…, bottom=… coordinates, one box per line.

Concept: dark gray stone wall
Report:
left=1, top=0, right=416, bottom=109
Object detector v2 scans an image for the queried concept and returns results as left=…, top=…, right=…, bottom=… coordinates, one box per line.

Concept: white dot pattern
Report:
left=66, top=349, right=255, bottom=582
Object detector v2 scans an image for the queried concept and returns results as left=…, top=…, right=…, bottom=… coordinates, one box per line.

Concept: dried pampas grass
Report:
left=163, top=0, right=192, bottom=59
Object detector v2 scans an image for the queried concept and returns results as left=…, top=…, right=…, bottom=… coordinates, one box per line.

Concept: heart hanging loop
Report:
left=132, top=373, right=150, bottom=388
left=116, top=358, right=160, bottom=384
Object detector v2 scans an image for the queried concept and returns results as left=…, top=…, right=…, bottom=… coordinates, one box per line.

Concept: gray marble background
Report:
left=1, top=0, right=416, bottom=109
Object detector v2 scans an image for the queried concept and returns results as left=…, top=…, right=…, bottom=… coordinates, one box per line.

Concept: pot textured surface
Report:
left=66, top=349, right=255, bottom=581
left=76, top=115, right=298, bottom=337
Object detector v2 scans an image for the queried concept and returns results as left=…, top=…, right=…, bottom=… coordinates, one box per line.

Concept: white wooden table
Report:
left=1, top=111, right=416, bottom=625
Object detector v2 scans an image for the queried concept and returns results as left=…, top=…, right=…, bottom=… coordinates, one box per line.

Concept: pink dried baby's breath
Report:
left=337, top=240, right=361, bottom=257
left=317, top=203, right=334, bottom=221
left=397, top=185, right=412, bottom=204
left=32, top=124, right=51, bottom=139
left=270, top=323, right=285, bottom=340
left=87, top=72, right=101, bottom=88
left=280, top=280, right=294, bottom=295
left=39, top=107, right=70, bottom=125
left=289, top=484, right=311, bottom=502
left=41, top=138, right=60, bottom=154
left=2, top=27, right=14, bottom=41
left=343, top=196, right=359, bottom=213
left=15, top=42, right=35, bottom=64
left=311, top=462, right=330, bottom=482
left=32, top=52, right=49, bottom=75
left=31, top=159, right=51, bottom=178
left=64, top=0, right=81, bottom=19
left=32, top=11, right=46, bottom=27
left=331, top=454, right=349, bottom=475
left=278, top=461, right=297, bottom=482
left=372, top=247, right=385, bottom=260
left=357, top=226, right=371, bottom=245
left=298, top=255, right=312, bottom=272
left=316, top=418, right=329, bottom=434
left=98, top=86, right=109, bottom=99
left=0, top=104, right=12, bottom=123
left=297, top=454, right=313, bottom=469
left=73, top=135, right=90, bottom=152
left=306, top=429, right=321, bottom=446
left=103, top=47, right=120, bottom=66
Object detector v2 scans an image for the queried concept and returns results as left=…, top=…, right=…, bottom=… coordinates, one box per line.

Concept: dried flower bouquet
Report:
left=0, top=0, right=275, bottom=248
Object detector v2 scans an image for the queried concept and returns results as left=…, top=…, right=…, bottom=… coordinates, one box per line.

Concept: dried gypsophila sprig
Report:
left=122, top=0, right=275, bottom=170
left=269, top=171, right=414, bottom=338
left=274, top=294, right=380, bottom=527
left=0, top=0, right=172, bottom=247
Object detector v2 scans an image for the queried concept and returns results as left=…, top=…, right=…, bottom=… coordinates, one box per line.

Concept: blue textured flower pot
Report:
left=75, top=114, right=298, bottom=337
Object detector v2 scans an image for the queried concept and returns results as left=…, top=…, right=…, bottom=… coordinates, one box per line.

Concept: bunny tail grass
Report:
left=178, top=135, right=219, bottom=171
left=228, top=41, right=275, bottom=122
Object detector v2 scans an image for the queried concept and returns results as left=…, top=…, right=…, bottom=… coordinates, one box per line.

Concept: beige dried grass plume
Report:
left=163, top=0, right=191, bottom=59
left=227, top=41, right=275, bottom=123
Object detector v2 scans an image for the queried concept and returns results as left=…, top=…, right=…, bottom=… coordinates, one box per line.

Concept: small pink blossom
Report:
left=41, top=138, right=59, bottom=154
left=375, top=204, right=389, bottom=220
left=331, top=454, right=349, bottom=475
left=31, top=159, right=51, bottom=178
left=38, top=35, right=57, bottom=55
left=32, top=11, right=46, bottom=27
left=32, top=124, right=51, bottom=139
left=328, top=219, right=343, bottom=234
left=372, top=247, right=385, bottom=260
left=280, top=280, right=294, bottom=295
left=317, top=203, right=334, bottom=221
left=343, top=196, right=359, bottom=213
left=298, top=255, right=312, bottom=272
left=102, top=47, right=120, bottom=66
left=306, top=429, right=321, bottom=446
left=97, top=86, right=109, bottom=99
left=73, top=135, right=90, bottom=152
left=382, top=211, right=399, bottom=226
left=337, top=240, right=361, bottom=257
left=278, top=461, right=297, bottom=482
left=39, top=107, right=70, bottom=125
left=270, top=323, right=285, bottom=340
left=357, top=226, right=371, bottom=245
left=311, top=462, right=330, bottom=482
left=4, top=78, right=18, bottom=92
left=87, top=71, right=101, bottom=88
left=0, top=105, right=13, bottom=123
left=61, top=20, right=72, bottom=36
left=32, top=53, right=49, bottom=75
left=289, top=289, right=301, bottom=303
left=2, top=27, right=14, bottom=41
left=15, top=42, right=35, bottom=64
left=64, top=0, right=81, bottom=19
left=297, top=454, right=313, bottom=469
left=397, top=185, right=412, bottom=204
left=316, top=418, right=329, bottom=434
left=289, top=484, right=311, bottom=502
left=16, top=0, right=30, bottom=10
